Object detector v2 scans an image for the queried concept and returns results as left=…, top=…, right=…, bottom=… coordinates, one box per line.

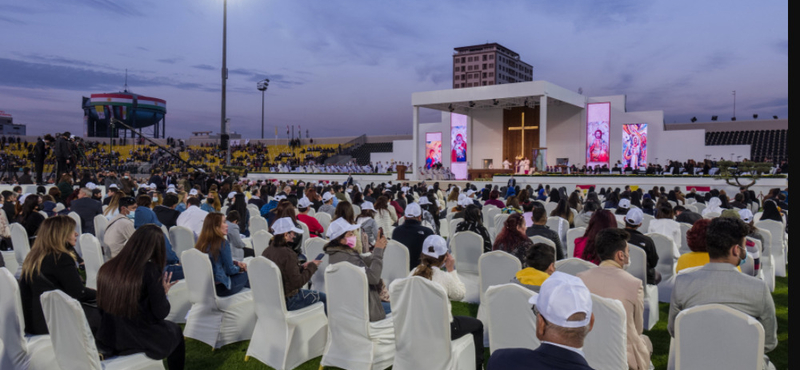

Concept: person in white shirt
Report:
left=176, top=197, right=209, bottom=237
left=647, top=204, right=682, bottom=257
left=503, top=158, right=512, bottom=170
left=410, top=235, right=484, bottom=369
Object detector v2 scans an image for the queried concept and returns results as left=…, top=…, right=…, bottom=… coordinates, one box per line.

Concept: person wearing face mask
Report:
left=104, top=197, right=138, bottom=258
left=668, top=217, right=777, bottom=370
left=324, top=218, right=390, bottom=320
left=578, top=228, right=652, bottom=370
left=263, top=217, right=325, bottom=311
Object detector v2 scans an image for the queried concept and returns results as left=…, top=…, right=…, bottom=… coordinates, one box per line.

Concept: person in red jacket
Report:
left=296, top=197, right=324, bottom=238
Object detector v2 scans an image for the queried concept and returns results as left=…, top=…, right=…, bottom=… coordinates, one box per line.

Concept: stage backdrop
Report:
left=622, top=123, right=647, bottom=169
left=586, top=102, right=610, bottom=168
left=450, top=113, right=468, bottom=180
left=425, top=132, right=442, bottom=169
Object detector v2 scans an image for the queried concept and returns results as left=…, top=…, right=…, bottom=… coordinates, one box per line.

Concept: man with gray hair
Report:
left=68, top=187, right=103, bottom=236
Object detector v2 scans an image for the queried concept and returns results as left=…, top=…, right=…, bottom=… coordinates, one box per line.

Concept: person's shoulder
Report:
left=488, top=347, right=539, bottom=367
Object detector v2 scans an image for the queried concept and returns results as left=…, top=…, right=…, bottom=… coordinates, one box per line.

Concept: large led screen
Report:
left=425, top=132, right=442, bottom=169
left=586, top=102, right=610, bottom=168
left=450, top=113, right=468, bottom=180
left=622, top=123, right=647, bottom=169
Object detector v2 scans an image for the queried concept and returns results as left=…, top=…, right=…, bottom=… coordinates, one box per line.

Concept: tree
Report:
left=714, top=160, right=773, bottom=189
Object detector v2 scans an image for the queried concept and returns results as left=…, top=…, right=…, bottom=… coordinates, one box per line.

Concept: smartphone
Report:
left=378, top=227, right=385, bottom=239
left=315, top=253, right=325, bottom=261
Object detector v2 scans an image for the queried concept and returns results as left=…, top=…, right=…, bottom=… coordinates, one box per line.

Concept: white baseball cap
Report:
left=422, top=235, right=448, bottom=258
left=227, top=191, right=237, bottom=199
left=738, top=208, right=754, bottom=223
left=322, top=192, right=334, bottom=202
left=108, top=183, right=119, bottom=189
left=625, top=208, right=644, bottom=225
left=405, top=202, right=422, bottom=218
left=618, top=198, right=631, bottom=209
left=458, top=194, right=472, bottom=207
left=86, top=182, right=97, bottom=190
left=274, top=194, right=287, bottom=201
left=361, top=201, right=375, bottom=211
left=528, top=271, right=593, bottom=328
left=189, top=189, right=199, bottom=196
left=326, top=218, right=360, bottom=240
left=418, top=197, right=431, bottom=206
left=297, top=197, right=312, bottom=209
left=272, top=217, right=303, bottom=235
left=149, top=183, right=157, bottom=189
left=166, top=189, right=177, bottom=194
left=466, top=189, right=476, bottom=197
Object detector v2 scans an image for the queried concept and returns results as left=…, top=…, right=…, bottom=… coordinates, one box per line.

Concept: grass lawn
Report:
left=178, top=273, right=788, bottom=369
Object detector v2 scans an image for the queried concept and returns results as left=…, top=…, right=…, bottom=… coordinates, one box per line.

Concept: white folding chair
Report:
left=648, top=233, right=678, bottom=302
left=448, top=218, right=463, bottom=241
left=381, top=240, right=410, bottom=288
left=168, top=226, right=195, bottom=258
left=451, top=231, right=483, bottom=303
left=0, top=268, right=58, bottom=370
left=482, top=206, right=500, bottom=229
left=247, top=204, right=260, bottom=219
left=249, top=216, right=269, bottom=235
left=10, top=223, right=30, bottom=278
left=678, top=223, right=692, bottom=255
left=477, top=251, right=522, bottom=346
left=641, top=214, right=654, bottom=233
left=180, top=249, right=256, bottom=349
left=755, top=220, right=786, bottom=277
left=529, top=236, right=557, bottom=260
left=250, top=229, right=273, bottom=257
left=756, top=229, right=775, bottom=292
left=628, top=244, right=660, bottom=330
left=584, top=294, right=628, bottom=370
left=314, top=212, right=332, bottom=234
left=304, top=237, right=329, bottom=293
left=93, top=214, right=109, bottom=254
left=693, top=203, right=706, bottom=214
left=485, top=284, right=539, bottom=354
left=322, top=262, right=394, bottom=370
left=493, top=213, right=509, bottom=238
left=567, top=227, right=585, bottom=260
left=40, top=290, right=164, bottom=370
left=673, top=304, right=767, bottom=370
left=78, top=234, right=104, bottom=290
left=297, top=221, right=310, bottom=250
left=544, top=202, right=557, bottom=215
left=245, top=257, right=327, bottom=370
left=554, top=258, right=596, bottom=276
left=545, top=216, right=568, bottom=248
left=66, top=212, right=84, bottom=257
left=389, top=277, right=476, bottom=370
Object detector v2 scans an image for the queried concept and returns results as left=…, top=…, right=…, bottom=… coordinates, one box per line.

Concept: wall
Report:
left=543, top=102, right=584, bottom=167
left=370, top=139, right=414, bottom=164
left=470, top=109, right=504, bottom=169
left=416, top=115, right=452, bottom=171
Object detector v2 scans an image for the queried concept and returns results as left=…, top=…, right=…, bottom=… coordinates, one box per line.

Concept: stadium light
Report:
left=773, top=115, right=778, bottom=119
left=257, top=79, right=269, bottom=139
left=711, top=116, right=718, bottom=121
left=752, top=114, right=758, bottom=119
left=691, top=117, right=697, bottom=123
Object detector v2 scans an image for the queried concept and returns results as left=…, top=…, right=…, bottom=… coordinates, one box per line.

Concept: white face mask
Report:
left=622, top=251, right=631, bottom=270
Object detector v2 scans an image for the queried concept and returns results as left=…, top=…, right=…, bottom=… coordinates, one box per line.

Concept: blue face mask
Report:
left=332, top=196, right=339, bottom=207
left=738, top=245, right=747, bottom=266
left=127, top=213, right=136, bottom=221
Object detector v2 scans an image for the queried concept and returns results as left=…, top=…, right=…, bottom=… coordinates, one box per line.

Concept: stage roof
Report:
left=411, top=80, right=586, bottom=113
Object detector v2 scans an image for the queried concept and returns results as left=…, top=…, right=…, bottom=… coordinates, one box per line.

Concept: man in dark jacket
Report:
left=526, top=207, right=565, bottom=260
left=154, top=193, right=182, bottom=229
left=33, top=135, right=53, bottom=184
left=69, top=187, right=102, bottom=236
left=54, top=132, right=72, bottom=180
left=391, top=203, right=434, bottom=270
left=622, top=208, right=661, bottom=285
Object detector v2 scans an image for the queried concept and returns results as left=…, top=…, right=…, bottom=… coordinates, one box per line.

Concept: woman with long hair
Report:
left=574, top=210, right=616, bottom=264
left=603, top=191, right=620, bottom=209
left=447, top=187, right=460, bottom=203
left=57, top=173, right=73, bottom=204
left=201, top=191, right=221, bottom=213
left=356, top=201, right=380, bottom=246
left=229, top=193, right=250, bottom=236
left=95, top=225, right=184, bottom=370
left=411, top=235, right=484, bottom=369
left=16, top=194, right=45, bottom=240
left=334, top=200, right=367, bottom=252
left=19, top=216, right=98, bottom=335
left=373, top=195, right=397, bottom=237
left=421, top=194, right=441, bottom=235
left=550, top=199, right=575, bottom=227
left=263, top=217, right=325, bottom=311
left=104, top=192, right=123, bottom=220
left=548, top=188, right=561, bottom=203
left=760, top=200, right=784, bottom=223
left=455, top=204, right=492, bottom=252
left=195, top=213, right=249, bottom=297
left=485, top=189, right=505, bottom=208
left=568, top=191, right=583, bottom=212
left=492, top=213, right=533, bottom=265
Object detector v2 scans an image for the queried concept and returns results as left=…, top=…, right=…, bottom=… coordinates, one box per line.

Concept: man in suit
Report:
left=668, top=217, right=777, bottom=370
left=488, top=272, right=596, bottom=370
left=578, top=228, right=652, bottom=370
left=69, top=187, right=103, bottom=236
left=507, top=173, right=516, bottom=188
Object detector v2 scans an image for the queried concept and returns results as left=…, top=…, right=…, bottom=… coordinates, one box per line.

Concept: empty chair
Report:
left=493, top=214, right=509, bottom=237
left=168, top=226, right=195, bottom=258
left=641, top=214, right=654, bottom=232
left=583, top=294, right=628, bottom=370
left=314, top=212, right=332, bottom=234
left=250, top=229, right=273, bottom=257
left=484, top=283, right=539, bottom=354
left=477, top=251, right=522, bottom=345
left=628, top=244, right=660, bottom=330
left=672, top=304, right=767, bottom=370
left=755, top=229, right=775, bottom=292
left=451, top=231, right=483, bottom=303
left=381, top=240, right=410, bottom=288
left=0, top=268, right=58, bottom=370
left=93, top=214, right=108, bottom=248
left=678, top=223, right=692, bottom=255
left=249, top=216, right=269, bottom=235
left=648, top=233, right=678, bottom=302
left=555, top=258, right=597, bottom=276
left=79, top=234, right=104, bottom=290
left=180, top=249, right=256, bottom=349
left=448, top=218, right=463, bottom=241
left=483, top=207, right=500, bottom=232
left=755, top=220, right=786, bottom=277
left=246, top=204, right=260, bottom=219
left=566, top=227, right=585, bottom=259
left=245, top=257, right=327, bottom=370
left=322, top=262, right=394, bottom=370
left=544, top=202, right=557, bottom=215
left=389, top=276, right=476, bottom=370
left=164, top=279, right=191, bottom=324
left=10, top=223, right=30, bottom=278
left=40, top=290, right=164, bottom=370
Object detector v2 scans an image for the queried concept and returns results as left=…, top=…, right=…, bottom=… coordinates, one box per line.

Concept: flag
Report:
left=121, top=106, right=127, bottom=120
left=95, top=105, right=105, bottom=119
left=274, top=126, right=278, bottom=136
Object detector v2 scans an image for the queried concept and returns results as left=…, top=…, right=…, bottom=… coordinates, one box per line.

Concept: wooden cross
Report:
left=507, top=112, right=538, bottom=157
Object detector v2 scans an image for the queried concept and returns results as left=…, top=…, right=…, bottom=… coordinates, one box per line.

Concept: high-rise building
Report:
left=452, top=43, right=533, bottom=89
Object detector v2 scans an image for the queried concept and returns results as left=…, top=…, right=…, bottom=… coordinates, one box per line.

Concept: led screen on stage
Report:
left=622, top=123, right=647, bottom=169
left=425, top=132, right=442, bottom=169
left=586, top=102, right=610, bottom=168
left=450, top=113, right=468, bottom=180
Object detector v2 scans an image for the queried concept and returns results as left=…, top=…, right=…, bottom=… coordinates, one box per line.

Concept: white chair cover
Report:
left=648, top=232, right=678, bottom=302
left=477, top=251, right=522, bottom=345
left=678, top=223, right=692, bottom=255
left=483, top=207, right=500, bottom=232
left=245, top=257, right=327, bottom=370
left=381, top=240, right=410, bottom=288
left=1, top=251, right=17, bottom=281
left=10, top=223, right=30, bottom=278
left=246, top=204, right=260, bottom=219
left=322, top=262, right=394, bottom=370
left=303, top=237, right=329, bottom=293
left=544, top=202, right=557, bottom=215
left=674, top=304, right=766, bottom=370
left=168, top=226, right=195, bottom=258
left=66, top=211, right=83, bottom=256
left=628, top=244, right=660, bottom=330
left=0, top=268, right=58, bottom=370
left=448, top=218, right=463, bottom=241
left=78, top=234, right=104, bottom=290
left=249, top=216, right=269, bottom=235
left=180, top=249, right=256, bottom=349
left=755, top=220, right=786, bottom=277
left=389, top=277, right=476, bottom=370
left=755, top=229, right=775, bottom=292
left=297, top=221, right=310, bottom=250
left=451, top=231, right=482, bottom=303
left=250, top=229, right=273, bottom=257
left=554, top=258, right=597, bottom=276
left=40, top=290, right=164, bottom=370
left=484, top=283, right=538, bottom=354
left=529, top=236, right=558, bottom=260
left=641, top=214, right=654, bottom=233
left=567, top=227, right=585, bottom=259
left=314, top=212, right=332, bottom=234
left=546, top=216, right=568, bottom=248
left=93, top=214, right=108, bottom=252
left=164, top=280, right=191, bottom=324
left=493, top=214, right=509, bottom=238
left=693, top=203, right=706, bottom=214
left=584, top=294, right=628, bottom=370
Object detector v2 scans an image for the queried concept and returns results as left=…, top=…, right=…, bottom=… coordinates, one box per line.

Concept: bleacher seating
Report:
left=350, top=142, right=393, bottom=165
left=704, top=129, right=787, bottom=163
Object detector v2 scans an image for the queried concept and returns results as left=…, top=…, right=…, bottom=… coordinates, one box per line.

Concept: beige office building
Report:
left=452, top=43, right=533, bottom=89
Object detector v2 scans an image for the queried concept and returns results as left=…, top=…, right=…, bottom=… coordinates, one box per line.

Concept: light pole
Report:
left=257, top=79, right=269, bottom=139
left=221, top=0, right=230, bottom=166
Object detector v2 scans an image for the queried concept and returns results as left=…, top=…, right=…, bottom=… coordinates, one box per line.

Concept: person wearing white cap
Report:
left=614, top=198, right=632, bottom=224
left=391, top=202, right=435, bottom=270
left=318, top=192, right=336, bottom=217
left=737, top=208, right=764, bottom=275
left=263, top=217, right=326, bottom=312
left=296, top=197, right=324, bottom=238
left=324, top=217, right=390, bottom=321
left=488, top=272, right=595, bottom=370
left=355, top=201, right=380, bottom=245
left=621, top=208, right=661, bottom=285
left=578, top=228, right=653, bottom=370
left=411, top=235, right=484, bottom=369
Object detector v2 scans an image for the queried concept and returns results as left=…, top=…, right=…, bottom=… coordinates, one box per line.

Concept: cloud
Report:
left=192, top=64, right=216, bottom=71
left=0, top=15, right=25, bottom=24
left=415, top=62, right=451, bottom=85
left=696, top=51, right=736, bottom=73
left=604, top=73, right=635, bottom=92
left=70, top=0, right=144, bottom=16
left=157, top=57, right=183, bottom=64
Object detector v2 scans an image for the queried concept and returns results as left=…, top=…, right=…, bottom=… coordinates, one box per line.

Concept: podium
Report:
left=396, top=165, right=407, bottom=180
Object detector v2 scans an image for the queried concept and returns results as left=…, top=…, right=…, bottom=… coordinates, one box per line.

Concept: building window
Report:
left=461, top=83, right=465, bottom=87
left=489, top=72, right=494, bottom=77
left=483, top=72, right=487, bottom=78
left=461, top=74, right=465, bottom=80
left=461, top=57, right=465, bottom=63
left=482, top=81, right=487, bottom=86
left=461, top=66, right=465, bottom=72
left=490, top=54, right=494, bottom=60
left=489, top=81, right=494, bottom=85
left=483, top=63, right=487, bottom=70
left=483, top=54, right=487, bottom=61
left=489, top=63, right=494, bottom=68
left=468, top=65, right=472, bottom=71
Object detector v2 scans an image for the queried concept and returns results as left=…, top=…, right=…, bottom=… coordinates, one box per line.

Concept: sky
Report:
left=0, top=0, right=788, bottom=139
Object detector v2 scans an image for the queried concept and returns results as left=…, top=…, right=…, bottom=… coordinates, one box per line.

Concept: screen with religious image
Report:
left=450, top=113, right=468, bottom=180
left=586, top=102, right=610, bottom=168
left=622, top=124, right=647, bottom=169
left=425, top=132, right=442, bottom=169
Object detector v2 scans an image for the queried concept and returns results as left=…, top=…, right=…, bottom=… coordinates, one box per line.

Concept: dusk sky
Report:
left=0, top=0, right=787, bottom=139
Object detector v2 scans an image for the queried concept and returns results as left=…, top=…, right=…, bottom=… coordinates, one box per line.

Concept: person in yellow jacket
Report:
left=512, top=243, right=556, bottom=292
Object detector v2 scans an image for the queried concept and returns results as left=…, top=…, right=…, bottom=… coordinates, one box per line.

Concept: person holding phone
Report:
left=324, top=218, right=390, bottom=322
left=263, top=217, right=326, bottom=312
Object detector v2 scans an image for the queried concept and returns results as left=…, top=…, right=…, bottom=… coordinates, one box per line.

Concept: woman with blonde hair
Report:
left=19, top=216, right=99, bottom=335
left=195, top=213, right=249, bottom=297
left=202, top=191, right=222, bottom=213
left=104, top=192, right=123, bottom=220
